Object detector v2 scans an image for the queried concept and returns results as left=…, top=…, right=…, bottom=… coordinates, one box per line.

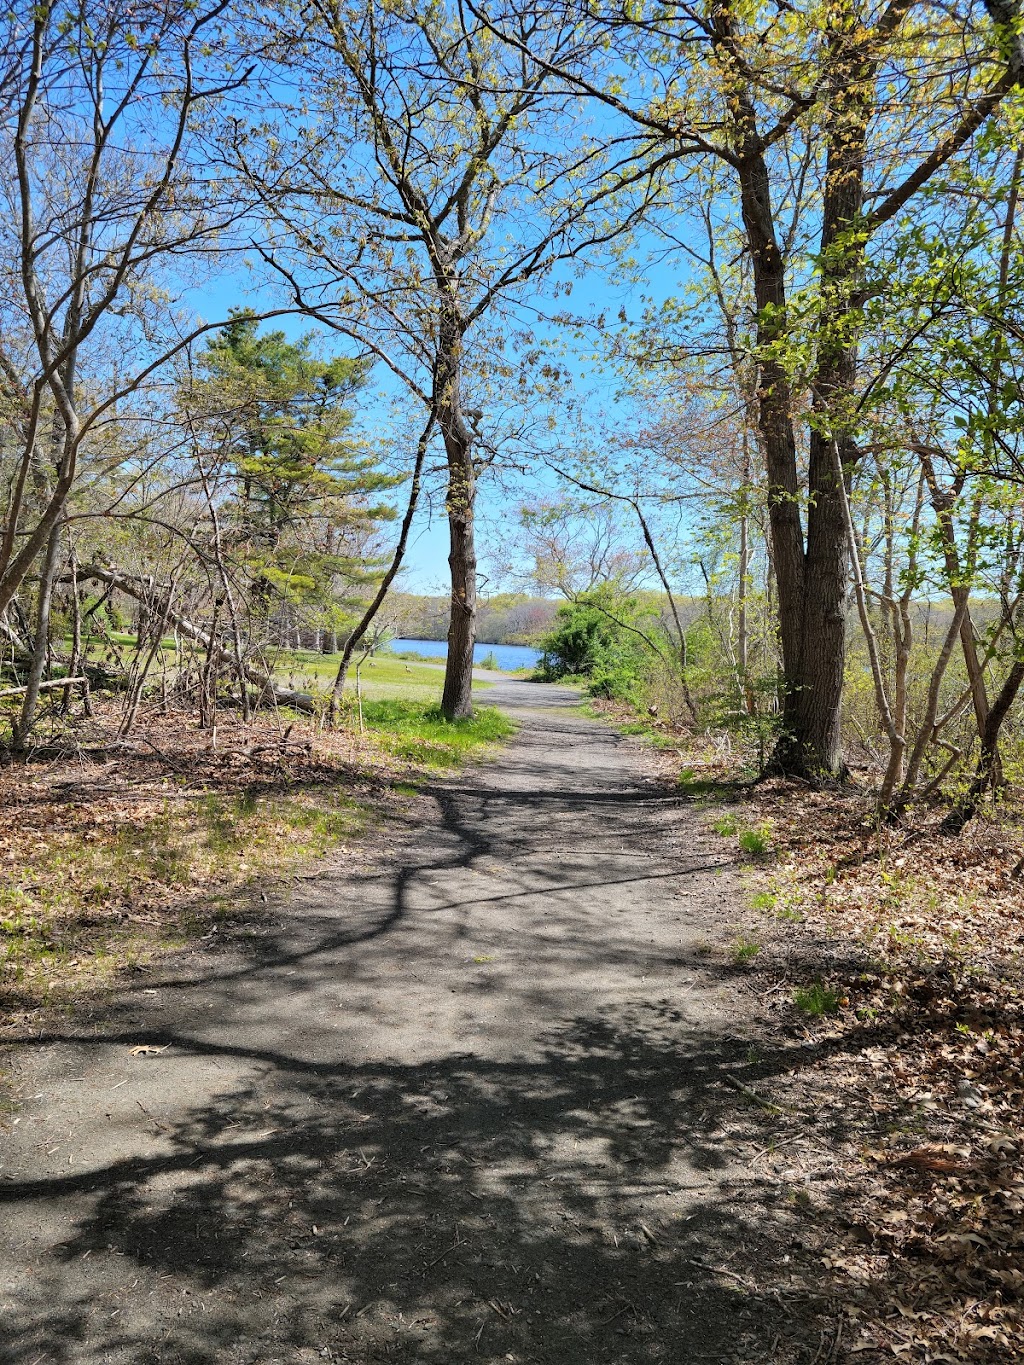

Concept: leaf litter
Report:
left=673, top=753, right=1024, bottom=1365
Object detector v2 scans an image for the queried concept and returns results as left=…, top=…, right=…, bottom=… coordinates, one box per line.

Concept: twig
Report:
left=722, top=1073, right=789, bottom=1114
left=679, top=1258, right=751, bottom=1287
left=138, top=735, right=187, bottom=773
left=599, top=1302, right=636, bottom=1326
left=747, top=1133, right=803, bottom=1166
left=810, top=1316, right=844, bottom=1365
left=424, top=1235, right=465, bottom=1270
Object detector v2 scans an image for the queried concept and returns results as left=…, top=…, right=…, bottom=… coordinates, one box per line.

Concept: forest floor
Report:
left=593, top=698, right=1024, bottom=1364
left=0, top=676, right=848, bottom=1364
left=0, top=663, right=507, bottom=1018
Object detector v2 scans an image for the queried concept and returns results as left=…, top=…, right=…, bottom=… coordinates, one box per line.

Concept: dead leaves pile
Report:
left=736, top=781, right=1024, bottom=1362
left=795, top=976, right=1024, bottom=1361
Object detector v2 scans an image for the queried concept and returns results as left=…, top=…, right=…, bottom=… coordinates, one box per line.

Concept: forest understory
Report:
left=585, top=697, right=1024, bottom=1362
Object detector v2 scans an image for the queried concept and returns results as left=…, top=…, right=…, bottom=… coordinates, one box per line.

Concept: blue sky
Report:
left=188, top=228, right=693, bottom=596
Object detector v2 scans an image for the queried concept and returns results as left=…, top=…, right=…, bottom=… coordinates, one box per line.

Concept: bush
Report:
left=535, top=592, right=668, bottom=705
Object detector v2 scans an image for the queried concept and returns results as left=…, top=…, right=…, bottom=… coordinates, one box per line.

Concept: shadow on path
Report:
left=1, top=679, right=839, bottom=1364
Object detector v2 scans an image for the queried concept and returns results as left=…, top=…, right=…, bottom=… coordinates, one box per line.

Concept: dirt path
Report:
left=1, top=680, right=829, bottom=1364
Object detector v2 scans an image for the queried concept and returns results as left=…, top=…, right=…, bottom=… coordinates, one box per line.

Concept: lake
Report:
left=389, top=637, right=542, bottom=672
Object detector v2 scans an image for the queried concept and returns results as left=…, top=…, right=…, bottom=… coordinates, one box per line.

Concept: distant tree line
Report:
left=387, top=594, right=558, bottom=647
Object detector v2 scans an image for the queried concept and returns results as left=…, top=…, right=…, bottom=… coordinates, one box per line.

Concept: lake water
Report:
left=389, top=637, right=542, bottom=672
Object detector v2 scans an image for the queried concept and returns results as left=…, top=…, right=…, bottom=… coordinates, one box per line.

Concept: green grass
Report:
left=711, top=814, right=772, bottom=856
left=793, top=981, right=844, bottom=1017
left=357, top=698, right=515, bottom=768
left=274, top=647, right=493, bottom=704
left=677, top=767, right=721, bottom=797
left=0, top=787, right=371, bottom=1006
left=738, top=824, right=773, bottom=857
left=731, top=936, right=761, bottom=964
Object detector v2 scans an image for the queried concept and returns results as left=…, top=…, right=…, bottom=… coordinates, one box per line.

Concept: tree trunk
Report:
left=941, top=659, right=1024, bottom=834
left=63, top=549, right=82, bottom=716
left=723, top=0, right=877, bottom=780
left=440, top=417, right=477, bottom=720
left=789, top=438, right=854, bottom=778
left=727, top=75, right=805, bottom=769
left=13, top=516, right=62, bottom=750
left=436, top=318, right=477, bottom=722
left=733, top=143, right=804, bottom=715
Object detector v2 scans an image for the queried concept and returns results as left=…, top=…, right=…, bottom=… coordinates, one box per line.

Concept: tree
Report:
left=183, top=312, right=397, bottom=649
left=478, top=0, right=1024, bottom=777
left=0, top=0, right=273, bottom=744
left=239, top=0, right=666, bottom=717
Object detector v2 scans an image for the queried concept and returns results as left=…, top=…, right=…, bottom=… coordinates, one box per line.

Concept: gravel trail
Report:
left=1, top=679, right=823, bottom=1364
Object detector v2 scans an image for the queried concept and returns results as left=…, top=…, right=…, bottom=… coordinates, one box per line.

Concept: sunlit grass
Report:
left=356, top=698, right=515, bottom=768
left=0, top=787, right=370, bottom=1008
left=274, top=647, right=494, bottom=703
left=0, top=786, right=368, bottom=1010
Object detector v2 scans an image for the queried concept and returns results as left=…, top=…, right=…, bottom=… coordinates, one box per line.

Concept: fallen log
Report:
left=0, top=675, right=88, bottom=700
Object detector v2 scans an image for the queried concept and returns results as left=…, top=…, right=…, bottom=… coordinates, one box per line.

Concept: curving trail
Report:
left=0, top=679, right=823, bottom=1364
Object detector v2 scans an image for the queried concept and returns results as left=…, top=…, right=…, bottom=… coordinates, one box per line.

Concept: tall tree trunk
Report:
left=733, top=143, right=804, bottom=720
left=790, top=441, right=854, bottom=778
left=727, top=0, right=874, bottom=780
left=440, top=416, right=477, bottom=721
left=722, top=36, right=806, bottom=768
left=13, top=515, right=62, bottom=750
left=436, top=318, right=477, bottom=722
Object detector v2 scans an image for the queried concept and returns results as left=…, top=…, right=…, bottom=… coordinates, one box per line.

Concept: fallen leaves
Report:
left=0, top=704, right=406, bottom=1022
left=652, top=737, right=1024, bottom=1363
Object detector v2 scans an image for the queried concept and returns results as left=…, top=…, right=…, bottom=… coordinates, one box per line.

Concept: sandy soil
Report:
left=0, top=679, right=832, bottom=1364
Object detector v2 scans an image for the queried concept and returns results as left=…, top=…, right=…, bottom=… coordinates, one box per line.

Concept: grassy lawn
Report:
left=272, top=647, right=493, bottom=703
left=358, top=698, right=514, bottom=767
